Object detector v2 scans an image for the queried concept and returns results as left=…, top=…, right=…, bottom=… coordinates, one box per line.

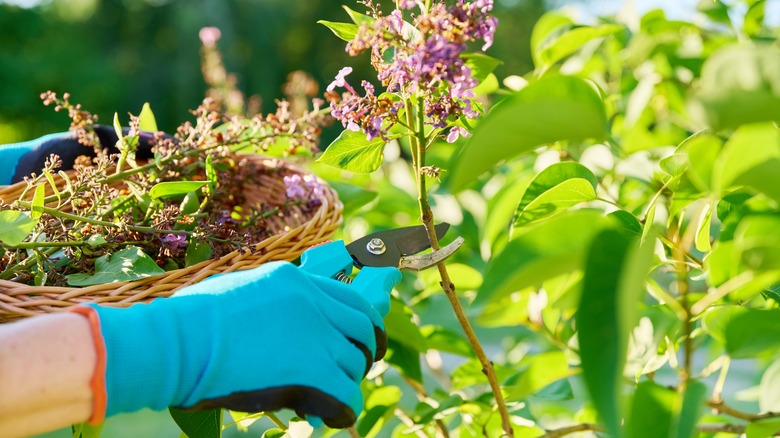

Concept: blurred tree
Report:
left=0, top=0, right=543, bottom=143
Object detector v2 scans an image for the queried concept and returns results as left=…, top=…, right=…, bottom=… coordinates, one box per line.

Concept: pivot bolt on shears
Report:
left=299, top=222, right=464, bottom=287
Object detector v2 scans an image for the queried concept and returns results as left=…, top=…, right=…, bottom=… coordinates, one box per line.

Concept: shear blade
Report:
left=398, top=236, right=465, bottom=271
left=396, top=223, right=450, bottom=256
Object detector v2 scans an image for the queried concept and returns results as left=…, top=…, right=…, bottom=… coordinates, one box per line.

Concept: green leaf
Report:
left=577, top=228, right=654, bottom=437
left=743, top=0, right=766, bottom=37
left=327, top=180, right=377, bottom=215
left=659, top=153, right=688, bottom=179
left=317, top=20, right=358, bottom=42
left=694, top=201, right=714, bottom=252
left=317, top=130, right=387, bottom=173
left=0, top=210, right=37, bottom=246
left=734, top=215, right=780, bottom=271
left=725, top=309, right=780, bottom=358
left=139, top=102, right=158, bottom=132
left=86, top=234, right=108, bottom=248
left=149, top=181, right=209, bottom=200
left=477, top=210, right=608, bottom=306
left=702, top=306, right=747, bottom=344
left=185, top=240, right=213, bottom=267
left=513, top=162, right=598, bottom=229
left=420, top=325, right=473, bottom=357
left=608, top=210, right=643, bottom=236
left=674, top=380, right=707, bottom=438
left=31, top=183, right=45, bottom=219
left=682, top=132, right=722, bottom=193
left=342, top=4, right=373, bottom=26
left=626, top=381, right=676, bottom=438
left=227, top=411, right=262, bottom=432
left=448, top=75, right=606, bottom=192
left=261, top=429, right=286, bottom=438
left=697, top=0, right=731, bottom=25
left=485, top=166, right=533, bottom=254
left=530, top=12, right=573, bottom=68
left=385, top=300, right=427, bottom=352
left=385, top=338, right=422, bottom=382
left=747, top=418, right=780, bottom=438
left=759, top=359, right=780, bottom=413
left=505, top=351, right=574, bottom=402
left=713, top=123, right=780, bottom=199
left=180, top=192, right=201, bottom=217
left=462, top=53, right=503, bottom=82
left=451, top=359, right=514, bottom=390
left=72, top=421, right=104, bottom=438
left=690, top=45, right=780, bottom=130
left=472, top=73, right=500, bottom=96
left=205, top=154, right=217, bottom=188
left=537, top=23, right=623, bottom=69
left=513, top=178, right=596, bottom=229
left=113, top=112, right=123, bottom=140
left=358, top=386, right=402, bottom=437
left=67, top=246, right=166, bottom=286
left=43, top=170, right=61, bottom=205
left=168, top=407, right=222, bottom=438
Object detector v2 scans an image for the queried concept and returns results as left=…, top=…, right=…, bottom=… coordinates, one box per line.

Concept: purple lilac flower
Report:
left=304, top=175, right=326, bottom=198
left=284, top=174, right=326, bottom=201
left=162, top=233, right=188, bottom=250
left=284, top=174, right=307, bottom=199
left=327, top=67, right=354, bottom=92
left=328, top=0, right=497, bottom=142
left=446, top=126, right=471, bottom=143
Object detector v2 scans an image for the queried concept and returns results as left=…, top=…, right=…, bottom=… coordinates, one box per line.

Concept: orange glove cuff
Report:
left=69, top=306, right=107, bottom=425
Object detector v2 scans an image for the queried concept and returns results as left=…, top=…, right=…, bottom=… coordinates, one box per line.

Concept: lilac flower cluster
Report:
left=284, top=174, right=326, bottom=200
left=326, top=0, right=497, bottom=142
left=162, top=233, right=188, bottom=250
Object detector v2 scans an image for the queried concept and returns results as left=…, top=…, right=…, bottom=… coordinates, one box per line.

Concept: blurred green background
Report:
left=0, top=0, right=546, bottom=144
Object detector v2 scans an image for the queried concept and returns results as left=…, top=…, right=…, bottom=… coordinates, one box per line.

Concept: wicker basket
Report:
left=0, top=155, right=342, bottom=321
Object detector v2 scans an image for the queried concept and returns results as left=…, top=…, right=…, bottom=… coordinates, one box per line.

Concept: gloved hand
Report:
left=0, top=126, right=157, bottom=185
left=70, top=256, right=402, bottom=429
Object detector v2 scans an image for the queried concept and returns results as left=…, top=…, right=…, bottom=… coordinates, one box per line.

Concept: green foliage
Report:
left=149, top=181, right=209, bottom=200
left=0, top=210, right=37, bottom=246
left=66, top=247, right=166, bottom=286
left=447, top=75, right=607, bottom=191
left=317, top=130, right=387, bottom=173
left=690, top=45, right=780, bottom=130
left=578, top=228, right=654, bottom=436
left=169, top=407, right=222, bottom=438
left=72, top=421, right=104, bottom=438
left=306, top=2, right=780, bottom=437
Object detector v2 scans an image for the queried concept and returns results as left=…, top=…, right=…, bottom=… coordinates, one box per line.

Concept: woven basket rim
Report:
left=0, top=155, right=343, bottom=320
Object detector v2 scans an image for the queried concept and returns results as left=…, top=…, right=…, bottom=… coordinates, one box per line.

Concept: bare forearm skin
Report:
left=0, top=313, right=95, bottom=437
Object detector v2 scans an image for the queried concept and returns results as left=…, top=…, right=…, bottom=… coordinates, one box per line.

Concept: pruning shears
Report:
left=299, top=223, right=464, bottom=309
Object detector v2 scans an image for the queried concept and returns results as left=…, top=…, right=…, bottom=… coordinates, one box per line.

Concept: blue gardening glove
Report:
left=72, top=258, right=402, bottom=429
left=0, top=126, right=157, bottom=185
